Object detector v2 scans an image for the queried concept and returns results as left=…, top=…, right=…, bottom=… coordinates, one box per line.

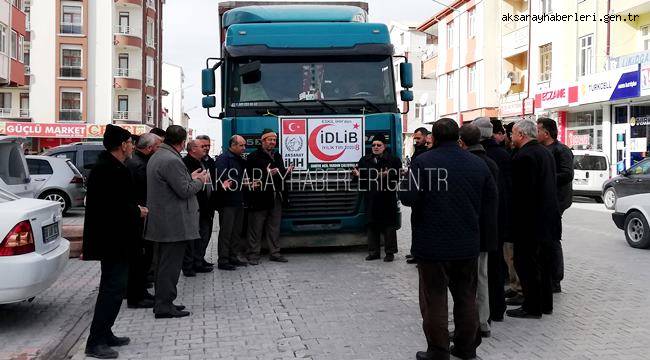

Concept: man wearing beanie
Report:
left=145, top=125, right=208, bottom=319
left=83, top=124, right=148, bottom=359
left=245, top=128, right=293, bottom=264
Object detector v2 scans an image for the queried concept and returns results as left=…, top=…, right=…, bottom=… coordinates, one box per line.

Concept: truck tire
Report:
left=624, top=211, right=650, bottom=249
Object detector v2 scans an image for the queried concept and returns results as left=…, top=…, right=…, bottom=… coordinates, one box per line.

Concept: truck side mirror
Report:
left=400, top=63, right=413, bottom=89
left=400, top=90, right=414, bottom=102
left=202, top=68, right=216, bottom=95
left=202, top=96, right=216, bottom=109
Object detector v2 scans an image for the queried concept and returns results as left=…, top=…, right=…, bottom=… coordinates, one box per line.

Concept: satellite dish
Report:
left=418, top=92, right=429, bottom=105
left=498, top=78, right=512, bottom=95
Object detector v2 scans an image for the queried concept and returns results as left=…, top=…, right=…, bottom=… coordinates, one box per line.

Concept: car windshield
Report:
left=228, top=56, right=396, bottom=107
left=573, top=155, right=607, bottom=171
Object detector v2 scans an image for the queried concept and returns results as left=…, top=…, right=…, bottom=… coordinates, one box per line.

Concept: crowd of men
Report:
left=81, top=125, right=292, bottom=359
left=80, top=115, right=573, bottom=359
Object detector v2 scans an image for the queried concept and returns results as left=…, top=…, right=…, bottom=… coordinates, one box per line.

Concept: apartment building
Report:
left=4, top=0, right=165, bottom=151
left=0, top=0, right=28, bottom=121
left=161, top=62, right=186, bottom=130
left=418, top=0, right=501, bottom=124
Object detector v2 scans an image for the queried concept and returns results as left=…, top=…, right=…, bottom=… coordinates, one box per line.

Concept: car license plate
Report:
left=573, top=179, right=588, bottom=185
left=42, top=222, right=59, bottom=244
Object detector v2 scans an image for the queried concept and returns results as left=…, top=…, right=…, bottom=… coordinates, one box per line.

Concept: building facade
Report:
left=161, top=62, right=185, bottom=129
left=1, top=0, right=165, bottom=151
left=0, top=0, right=28, bottom=121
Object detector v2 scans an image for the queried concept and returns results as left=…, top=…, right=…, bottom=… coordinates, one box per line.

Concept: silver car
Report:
left=26, top=155, right=85, bottom=215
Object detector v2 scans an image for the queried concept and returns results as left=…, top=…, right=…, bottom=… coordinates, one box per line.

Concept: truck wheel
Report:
left=624, top=211, right=650, bottom=249
left=603, top=187, right=616, bottom=210
left=39, top=190, right=71, bottom=215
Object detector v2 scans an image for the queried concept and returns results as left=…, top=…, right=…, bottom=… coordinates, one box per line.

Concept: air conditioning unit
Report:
left=507, top=71, right=522, bottom=85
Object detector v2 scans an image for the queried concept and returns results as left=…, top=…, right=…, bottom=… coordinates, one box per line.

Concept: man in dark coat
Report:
left=507, top=119, right=560, bottom=320
left=537, top=117, right=574, bottom=293
left=406, top=127, right=431, bottom=264
left=352, top=134, right=402, bottom=262
left=459, top=123, right=500, bottom=338
left=181, top=139, right=215, bottom=276
left=400, top=118, right=497, bottom=360
left=83, top=124, right=147, bottom=359
left=246, top=129, right=293, bottom=265
left=215, top=135, right=248, bottom=270
left=195, top=135, right=217, bottom=268
left=125, top=133, right=161, bottom=309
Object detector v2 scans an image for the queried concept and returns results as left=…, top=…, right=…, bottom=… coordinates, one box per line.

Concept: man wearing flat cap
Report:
left=353, top=134, right=402, bottom=262
left=83, top=124, right=148, bottom=359
left=245, top=128, right=293, bottom=265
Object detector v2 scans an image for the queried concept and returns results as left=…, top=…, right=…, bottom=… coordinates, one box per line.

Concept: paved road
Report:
left=2, top=202, right=649, bottom=359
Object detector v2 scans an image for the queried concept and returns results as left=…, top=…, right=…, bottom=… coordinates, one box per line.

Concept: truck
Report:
left=201, top=1, right=414, bottom=247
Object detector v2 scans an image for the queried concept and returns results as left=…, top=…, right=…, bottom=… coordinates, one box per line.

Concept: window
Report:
left=61, top=4, right=82, bottom=34
left=12, top=0, right=23, bottom=11
left=10, top=30, right=17, bottom=59
left=25, top=6, right=30, bottom=30
left=60, top=90, right=82, bottom=121
left=117, top=53, right=129, bottom=76
left=539, top=43, right=552, bottom=82
left=118, top=12, right=130, bottom=34
left=146, top=0, right=156, bottom=10
left=467, top=7, right=476, bottom=38
left=19, top=93, right=28, bottom=117
left=18, top=35, right=24, bottom=62
left=83, top=150, right=101, bottom=169
left=27, top=159, right=54, bottom=175
left=146, top=96, right=155, bottom=124
left=0, top=93, right=11, bottom=110
left=468, top=64, right=477, bottom=93
left=0, top=143, right=28, bottom=185
left=118, top=95, right=129, bottom=112
left=146, top=19, right=155, bottom=47
left=541, top=0, right=552, bottom=14
left=426, top=33, right=436, bottom=45
left=60, top=48, right=82, bottom=78
left=0, top=24, right=6, bottom=54
left=400, top=33, right=405, bottom=46
left=447, top=21, right=454, bottom=48
left=447, top=72, right=455, bottom=99
left=579, top=34, right=593, bottom=76
left=146, top=56, right=154, bottom=86
left=642, top=25, right=650, bottom=51
left=52, top=151, right=76, bottom=163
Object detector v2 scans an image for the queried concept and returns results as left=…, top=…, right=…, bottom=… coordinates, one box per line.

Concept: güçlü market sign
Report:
left=0, top=122, right=147, bottom=138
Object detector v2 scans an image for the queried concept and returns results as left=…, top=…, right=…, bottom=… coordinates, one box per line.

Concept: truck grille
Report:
left=283, top=171, right=360, bottom=218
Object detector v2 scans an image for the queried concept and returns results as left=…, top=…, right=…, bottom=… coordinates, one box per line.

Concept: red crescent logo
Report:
left=308, top=124, right=345, bottom=162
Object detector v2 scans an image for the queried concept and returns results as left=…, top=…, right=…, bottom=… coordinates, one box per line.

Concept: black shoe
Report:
left=248, top=259, right=260, bottom=265
left=552, top=282, right=562, bottom=293
left=182, top=270, right=196, bottom=277
left=143, top=291, right=154, bottom=301
left=269, top=255, right=288, bottom=263
left=542, top=309, right=553, bottom=315
left=450, top=345, right=477, bottom=359
left=480, top=330, right=491, bottom=338
left=406, top=257, right=417, bottom=264
left=194, top=265, right=213, bottom=273
left=506, top=307, right=542, bottom=319
left=405, top=254, right=414, bottom=259
left=416, top=351, right=434, bottom=360
left=175, top=304, right=186, bottom=311
left=230, top=259, right=248, bottom=267
left=491, top=316, right=504, bottom=322
left=217, top=263, right=236, bottom=271
left=85, top=344, right=118, bottom=359
left=202, top=260, right=214, bottom=267
left=365, top=254, right=380, bottom=261
left=504, top=289, right=519, bottom=299
left=383, top=254, right=394, bottom=262
left=155, top=310, right=190, bottom=319
left=506, top=294, right=524, bottom=306
left=127, top=299, right=154, bottom=309
left=107, top=335, right=130, bottom=347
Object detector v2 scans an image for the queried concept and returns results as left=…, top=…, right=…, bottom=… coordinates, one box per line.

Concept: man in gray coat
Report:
left=145, top=125, right=208, bottom=318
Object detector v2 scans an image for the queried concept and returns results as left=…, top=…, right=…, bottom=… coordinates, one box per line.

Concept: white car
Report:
left=572, top=150, right=610, bottom=203
left=0, top=188, right=70, bottom=304
left=0, top=136, right=33, bottom=198
left=612, top=191, right=650, bottom=249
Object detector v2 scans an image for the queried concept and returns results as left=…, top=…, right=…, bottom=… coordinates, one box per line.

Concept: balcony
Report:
left=145, top=38, right=156, bottom=48
left=113, top=111, right=142, bottom=122
left=59, top=110, right=83, bottom=122
left=19, top=109, right=29, bottom=118
left=145, top=76, right=154, bottom=87
left=0, top=108, right=11, bottom=118
left=60, top=23, right=82, bottom=35
left=421, top=55, right=438, bottom=79
left=114, top=25, right=141, bottom=38
left=115, top=0, right=143, bottom=6
left=502, top=26, right=528, bottom=58
left=146, top=0, right=156, bottom=10
left=60, top=66, right=83, bottom=78
left=114, top=68, right=141, bottom=79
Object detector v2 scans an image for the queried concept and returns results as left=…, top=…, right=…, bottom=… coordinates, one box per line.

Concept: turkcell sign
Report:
left=279, top=116, right=364, bottom=170
left=578, top=65, right=640, bottom=104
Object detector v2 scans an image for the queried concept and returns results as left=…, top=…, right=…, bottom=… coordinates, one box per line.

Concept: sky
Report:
left=162, top=0, right=443, bottom=147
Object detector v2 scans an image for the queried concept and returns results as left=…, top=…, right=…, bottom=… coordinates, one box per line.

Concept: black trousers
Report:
left=550, top=216, right=564, bottom=284
left=487, top=247, right=506, bottom=321
left=87, top=261, right=129, bottom=348
left=183, top=211, right=214, bottom=270
left=154, top=241, right=187, bottom=314
left=217, top=206, right=245, bottom=264
left=418, top=258, right=481, bottom=360
left=367, top=223, right=398, bottom=256
left=514, top=241, right=553, bottom=315
left=126, top=239, right=153, bottom=304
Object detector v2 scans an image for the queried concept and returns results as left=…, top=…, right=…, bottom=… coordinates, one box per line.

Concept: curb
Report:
left=62, top=225, right=83, bottom=258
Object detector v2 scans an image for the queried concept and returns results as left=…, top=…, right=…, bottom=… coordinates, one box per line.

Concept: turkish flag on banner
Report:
left=283, top=119, right=306, bottom=135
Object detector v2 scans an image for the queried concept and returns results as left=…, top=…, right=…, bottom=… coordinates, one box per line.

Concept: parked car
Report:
left=26, top=155, right=85, bottom=215
left=0, top=136, right=33, bottom=198
left=0, top=188, right=70, bottom=304
left=602, top=158, right=650, bottom=210
left=611, top=189, right=650, bottom=249
left=43, top=142, right=104, bottom=178
left=572, top=150, right=610, bottom=203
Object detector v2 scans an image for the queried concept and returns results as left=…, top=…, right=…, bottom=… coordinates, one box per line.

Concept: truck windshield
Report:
left=227, top=56, right=396, bottom=111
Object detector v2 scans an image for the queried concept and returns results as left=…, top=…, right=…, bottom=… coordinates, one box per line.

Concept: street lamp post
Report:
left=431, top=0, right=462, bottom=123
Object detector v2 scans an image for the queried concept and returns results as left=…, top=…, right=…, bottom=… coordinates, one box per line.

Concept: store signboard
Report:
left=0, top=122, right=148, bottom=138
left=534, top=86, right=578, bottom=110
left=578, top=65, right=640, bottom=104
left=500, top=98, right=534, bottom=117
left=566, top=130, right=591, bottom=148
